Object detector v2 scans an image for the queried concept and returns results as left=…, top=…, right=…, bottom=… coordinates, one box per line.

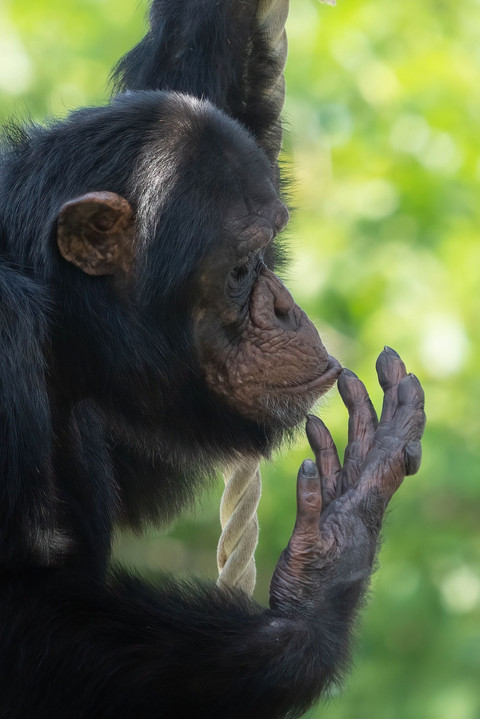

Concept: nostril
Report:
left=274, top=305, right=297, bottom=331
left=262, top=268, right=296, bottom=321
left=274, top=302, right=292, bottom=318
left=273, top=292, right=295, bottom=318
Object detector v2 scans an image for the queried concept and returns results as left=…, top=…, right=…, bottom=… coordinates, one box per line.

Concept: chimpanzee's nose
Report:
left=261, top=267, right=295, bottom=318
left=273, top=203, right=290, bottom=234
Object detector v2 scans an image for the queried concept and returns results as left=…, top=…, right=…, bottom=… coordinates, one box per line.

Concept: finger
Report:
left=306, top=415, right=341, bottom=507
left=387, top=373, right=426, bottom=441
left=357, top=373, right=426, bottom=499
left=397, top=372, right=425, bottom=416
left=395, top=373, right=426, bottom=475
left=338, top=368, right=378, bottom=491
left=294, top=459, right=322, bottom=536
left=376, top=346, right=407, bottom=423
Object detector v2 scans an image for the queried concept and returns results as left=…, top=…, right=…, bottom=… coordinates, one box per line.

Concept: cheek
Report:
left=196, top=309, right=332, bottom=421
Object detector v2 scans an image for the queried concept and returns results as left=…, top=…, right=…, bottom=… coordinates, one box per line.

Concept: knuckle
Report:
left=298, top=491, right=322, bottom=515
left=404, top=440, right=422, bottom=475
left=374, top=426, right=399, bottom=448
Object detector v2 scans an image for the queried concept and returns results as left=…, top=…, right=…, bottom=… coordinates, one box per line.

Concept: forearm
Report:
left=1, top=568, right=356, bottom=719
left=155, top=587, right=353, bottom=718
left=112, top=0, right=289, bottom=166
left=123, top=576, right=357, bottom=717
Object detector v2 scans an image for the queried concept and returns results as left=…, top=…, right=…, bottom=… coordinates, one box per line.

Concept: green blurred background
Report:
left=1, top=0, right=479, bottom=716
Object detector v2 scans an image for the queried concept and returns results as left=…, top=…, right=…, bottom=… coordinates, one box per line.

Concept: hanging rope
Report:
left=216, top=0, right=287, bottom=596
left=216, top=0, right=337, bottom=594
left=216, top=459, right=262, bottom=596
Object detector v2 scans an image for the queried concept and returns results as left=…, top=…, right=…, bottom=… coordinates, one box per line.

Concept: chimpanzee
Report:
left=0, top=1, right=425, bottom=717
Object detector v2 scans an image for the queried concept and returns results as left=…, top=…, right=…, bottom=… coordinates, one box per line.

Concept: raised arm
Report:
left=112, top=0, right=289, bottom=167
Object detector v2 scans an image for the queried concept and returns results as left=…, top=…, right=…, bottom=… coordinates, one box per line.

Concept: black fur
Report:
left=112, top=0, right=285, bottom=165
left=0, top=2, right=365, bottom=717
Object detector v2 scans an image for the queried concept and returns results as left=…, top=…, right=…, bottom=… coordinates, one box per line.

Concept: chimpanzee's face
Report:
left=192, top=156, right=340, bottom=427
left=55, top=96, right=340, bottom=429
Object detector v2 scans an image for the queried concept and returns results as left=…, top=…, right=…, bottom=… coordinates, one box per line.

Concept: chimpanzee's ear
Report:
left=57, top=191, right=135, bottom=276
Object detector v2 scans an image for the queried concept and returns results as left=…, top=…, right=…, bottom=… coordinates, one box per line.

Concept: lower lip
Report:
left=273, top=355, right=343, bottom=395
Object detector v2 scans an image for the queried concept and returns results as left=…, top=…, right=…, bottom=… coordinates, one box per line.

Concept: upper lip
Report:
left=270, top=355, right=342, bottom=395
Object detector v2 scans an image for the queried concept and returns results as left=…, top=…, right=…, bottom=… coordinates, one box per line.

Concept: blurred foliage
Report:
left=1, top=0, right=479, bottom=717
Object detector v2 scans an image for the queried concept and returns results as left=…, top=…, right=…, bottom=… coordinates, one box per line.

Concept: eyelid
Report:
left=227, top=249, right=263, bottom=289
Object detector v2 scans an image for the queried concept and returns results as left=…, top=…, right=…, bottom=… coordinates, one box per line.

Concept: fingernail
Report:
left=306, top=415, right=326, bottom=446
left=342, top=368, right=358, bottom=379
left=301, top=459, right=318, bottom=478
left=306, top=414, right=324, bottom=426
left=384, top=346, right=400, bottom=358
left=398, top=373, right=425, bottom=405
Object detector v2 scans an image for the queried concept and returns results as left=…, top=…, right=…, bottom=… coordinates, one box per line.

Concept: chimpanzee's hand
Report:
left=269, top=347, right=426, bottom=614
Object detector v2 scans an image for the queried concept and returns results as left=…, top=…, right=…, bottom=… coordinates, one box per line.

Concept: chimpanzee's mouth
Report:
left=271, top=355, right=342, bottom=395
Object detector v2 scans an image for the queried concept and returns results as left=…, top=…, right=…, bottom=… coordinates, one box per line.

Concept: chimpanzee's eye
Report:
left=226, top=259, right=257, bottom=304
left=227, top=249, right=264, bottom=294
left=229, top=263, right=250, bottom=285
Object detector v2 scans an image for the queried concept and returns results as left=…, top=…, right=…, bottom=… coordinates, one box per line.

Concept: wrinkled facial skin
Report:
left=194, top=189, right=341, bottom=427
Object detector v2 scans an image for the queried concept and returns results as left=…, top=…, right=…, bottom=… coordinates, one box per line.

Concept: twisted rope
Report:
left=216, top=460, right=261, bottom=596
left=216, top=0, right=337, bottom=594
